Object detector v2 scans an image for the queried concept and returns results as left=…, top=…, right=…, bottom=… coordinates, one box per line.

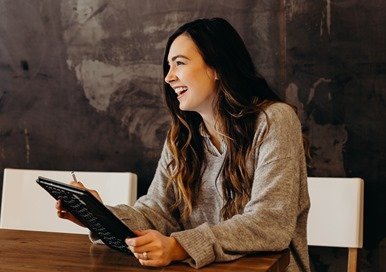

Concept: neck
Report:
left=201, top=113, right=222, bottom=151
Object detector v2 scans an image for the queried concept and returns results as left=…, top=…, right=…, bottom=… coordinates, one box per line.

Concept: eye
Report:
left=176, top=61, right=185, bottom=66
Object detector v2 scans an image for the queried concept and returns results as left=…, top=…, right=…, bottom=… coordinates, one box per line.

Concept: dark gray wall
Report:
left=0, top=1, right=385, bottom=271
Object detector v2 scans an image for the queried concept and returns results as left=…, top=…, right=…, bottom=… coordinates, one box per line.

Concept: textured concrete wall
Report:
left=0, top=0, right=385, bottom=271
left=284, top=1, right=386, bottom=271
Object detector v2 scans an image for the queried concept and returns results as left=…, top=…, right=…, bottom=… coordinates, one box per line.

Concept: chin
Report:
left=178, top=103, right=189, bottom=111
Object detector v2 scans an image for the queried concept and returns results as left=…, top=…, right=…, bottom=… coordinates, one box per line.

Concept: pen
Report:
left=71, top=171, right=78, bottom=182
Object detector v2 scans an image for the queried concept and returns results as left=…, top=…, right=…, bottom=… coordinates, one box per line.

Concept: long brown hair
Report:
left=163, top=18, right=281, bottom=220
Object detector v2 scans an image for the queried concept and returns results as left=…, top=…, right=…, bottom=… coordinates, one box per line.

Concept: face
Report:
left=165, top=34, right=218, bottom=117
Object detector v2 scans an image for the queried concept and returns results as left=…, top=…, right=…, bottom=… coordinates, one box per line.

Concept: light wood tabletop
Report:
left=0, top=229, right=289, bottom=271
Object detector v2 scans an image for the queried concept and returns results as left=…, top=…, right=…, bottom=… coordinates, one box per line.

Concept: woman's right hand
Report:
left=55, top=181, right=103, bottom=227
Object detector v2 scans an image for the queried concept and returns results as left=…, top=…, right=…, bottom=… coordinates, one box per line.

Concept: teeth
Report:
left=174, top=86, right=188, bottom=95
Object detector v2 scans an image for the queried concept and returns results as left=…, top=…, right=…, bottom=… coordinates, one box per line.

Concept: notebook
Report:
left=36, top=176, right=135, bottom=254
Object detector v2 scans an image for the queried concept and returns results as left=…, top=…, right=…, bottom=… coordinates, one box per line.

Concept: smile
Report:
left=174, top=86, right=188, bottom=99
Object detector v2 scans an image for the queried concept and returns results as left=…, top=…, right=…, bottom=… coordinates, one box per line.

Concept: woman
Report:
left=57, top=18, right=310, bottom=271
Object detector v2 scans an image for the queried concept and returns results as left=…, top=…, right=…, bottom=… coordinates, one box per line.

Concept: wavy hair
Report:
left=162, top=18, right=281, bottom=220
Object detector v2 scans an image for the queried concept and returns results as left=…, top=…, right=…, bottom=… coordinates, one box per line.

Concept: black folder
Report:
left=36, top=176, right=136, bottom=254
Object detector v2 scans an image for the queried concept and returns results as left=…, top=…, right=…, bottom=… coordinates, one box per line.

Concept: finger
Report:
left=57, top=209, right=84, bottom=226
left=57, top=209, right=64, bottom=218
left=69, top=181, right=85, bottom=188
left=126, top=236, right=152, bottom=248
left=68, top=181, right=102, bottom=201
left=55, top=205, right=73, bottom=219
left=139, top=258, right=165, bottom=267
left=55, top=200, right=61, bottom=210
left=133, top=251, right=152, bottom=261
left=133, top=229, right=151, bottom=236
left=129, top=240, right=160, bottom=255
left=88, top=189, right=103, bottom=202
left=57, top=209, right=71, bottom=219
left=139, top=259, right=152, bottom=266
left=56, top=200, right=68, bottom=213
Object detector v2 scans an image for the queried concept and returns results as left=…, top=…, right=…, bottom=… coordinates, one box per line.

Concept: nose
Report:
left=165, top=67, right=177, bottom=84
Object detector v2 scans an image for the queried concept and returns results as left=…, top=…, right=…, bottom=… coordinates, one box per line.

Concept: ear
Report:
left=207, top=67, right=218, bottom=80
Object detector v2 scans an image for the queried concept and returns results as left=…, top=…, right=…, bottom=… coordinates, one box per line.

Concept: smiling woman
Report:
left=55, top=18, right=310, bottom=272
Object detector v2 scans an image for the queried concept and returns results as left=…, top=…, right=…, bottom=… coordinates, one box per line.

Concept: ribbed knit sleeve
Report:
left=90, top=142, right=183, bottom=243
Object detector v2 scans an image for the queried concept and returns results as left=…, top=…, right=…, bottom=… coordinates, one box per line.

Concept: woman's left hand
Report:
left=126, top=229, right=188, bottom=266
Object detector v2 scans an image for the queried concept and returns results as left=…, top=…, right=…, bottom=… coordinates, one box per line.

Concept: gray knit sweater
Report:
left=95, top=102, right=310, bottom=271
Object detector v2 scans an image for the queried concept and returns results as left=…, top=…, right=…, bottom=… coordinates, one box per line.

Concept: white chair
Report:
left=0, top=168, right=137, bottom=234
left=307, top=177, right=364, bottom=272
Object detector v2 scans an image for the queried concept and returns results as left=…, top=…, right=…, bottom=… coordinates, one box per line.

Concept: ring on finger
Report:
left=143, top=251, right=148, bottom=260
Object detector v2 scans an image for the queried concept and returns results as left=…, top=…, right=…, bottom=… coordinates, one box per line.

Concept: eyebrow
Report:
left=168, top=54, right=190, bottom=64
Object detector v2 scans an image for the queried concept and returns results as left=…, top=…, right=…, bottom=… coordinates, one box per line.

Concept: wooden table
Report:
left=0, top=229, right=289, bottom=271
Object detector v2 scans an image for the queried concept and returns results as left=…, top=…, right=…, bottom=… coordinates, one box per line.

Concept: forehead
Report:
left=167, top=34, right=201, bottom=61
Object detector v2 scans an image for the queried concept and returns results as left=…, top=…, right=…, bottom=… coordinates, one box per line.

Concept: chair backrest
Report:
left=0, top=168, right=137, bottom=234
left=307, top=177, right=364, bottom=272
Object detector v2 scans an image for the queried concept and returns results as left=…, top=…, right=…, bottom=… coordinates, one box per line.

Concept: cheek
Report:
left=178, top=65, right=216, bottom=91
left=179, top=70, right=198, bottom=86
